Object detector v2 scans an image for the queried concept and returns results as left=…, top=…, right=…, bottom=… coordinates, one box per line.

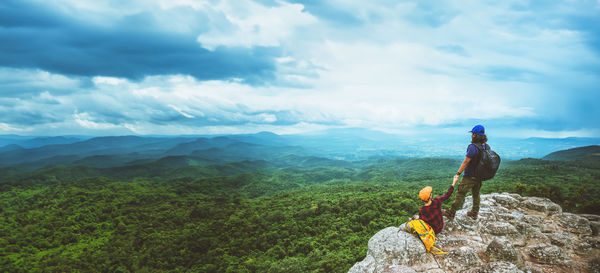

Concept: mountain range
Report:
left=0, top=129, right=598, bottom=172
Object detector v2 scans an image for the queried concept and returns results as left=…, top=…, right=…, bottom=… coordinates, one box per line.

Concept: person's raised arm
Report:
left=453, top=156, right=472, bottom=180
left=437, top=177, right=458, bottom=203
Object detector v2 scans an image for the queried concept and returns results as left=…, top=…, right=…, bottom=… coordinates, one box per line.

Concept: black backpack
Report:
left=471, top=143, right=501, bottom=181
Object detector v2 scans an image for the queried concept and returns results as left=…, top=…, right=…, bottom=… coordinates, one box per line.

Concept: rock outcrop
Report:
left=349, top=193, right=600, bottom=273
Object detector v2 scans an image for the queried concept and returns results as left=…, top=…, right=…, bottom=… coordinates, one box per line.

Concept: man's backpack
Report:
left=472, top=143, right=501, bottom=181
left=403, top=219, right=447, bottom=255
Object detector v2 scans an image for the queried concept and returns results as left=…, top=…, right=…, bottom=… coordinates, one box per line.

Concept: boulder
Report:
left=574, top=240, right=594, bottom=255
left=348, top=255, right=376, bottom=273
left=348, top=227, right=439, bottom=273
left=514, top=222, right=547, bottom=240
left=449, top=210, right=478, bottom=231
left=521, top=215, right=543, bottom=227
left=519, top=266, right=544, bottom=273
left=482, top=221, right=518, bottom=236
left=365, top=228, right=425, bottom=265
left=572, top=236, right=600, bottom=255
left=540, top=221, right=560, bottom=234
left=436, top=234, right=470, bottom=248
left=462, top=195, right=496, bottom=211
left=506, top=193, right=525, bottom=202
left=589, top=221, right=600, bottom=236
left=528, top=244, right=567, bottom=265
left=381, top=265, right=417, bottom=273
left=465, top=261, right=524, bottom=273
left=557, top=213, right=592, bottom=234
left=485, top=238, right=519, bottom=263
left=497, top=213, right=518, bottom=222
left=583, top=235, right=600, bottom=249
left=439, top=246, right=482, bottom=271
left=548, top=233, right=571, bottom=247
left=579, top=214, right=600, bottom=222
left=349, top=193, right=600, bottom=273
left=520, top=197, right=562, bottom=215
left=492, top=194, right=520, bottom=209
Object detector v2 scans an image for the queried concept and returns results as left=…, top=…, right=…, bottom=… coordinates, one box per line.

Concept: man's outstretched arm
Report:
left=437, top=176, right=458, bottom=203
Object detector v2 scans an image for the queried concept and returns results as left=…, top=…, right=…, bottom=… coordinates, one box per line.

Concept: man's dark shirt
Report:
left=418, top=186, right=454, bottom=234
left=464, top=143, right=486, bottom=177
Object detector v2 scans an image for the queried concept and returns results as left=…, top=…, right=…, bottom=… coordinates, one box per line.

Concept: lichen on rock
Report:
left=528, top=244, right=567, bottom=265
left=485, top=237, right=520, bottom=263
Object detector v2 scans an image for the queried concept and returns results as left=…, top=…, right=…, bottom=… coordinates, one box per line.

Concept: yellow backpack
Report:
left=403, top=219, right=447, bottom=255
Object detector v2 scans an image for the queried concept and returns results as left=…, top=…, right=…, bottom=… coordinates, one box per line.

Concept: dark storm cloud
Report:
left=0, top=0, right=280, bottom=84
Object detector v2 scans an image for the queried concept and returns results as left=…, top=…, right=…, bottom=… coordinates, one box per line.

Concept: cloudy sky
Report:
left=1, top=0, right=599, bottom=137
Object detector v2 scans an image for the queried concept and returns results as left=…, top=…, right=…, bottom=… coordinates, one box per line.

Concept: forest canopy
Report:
left=1, top=151, right=599, bottom=272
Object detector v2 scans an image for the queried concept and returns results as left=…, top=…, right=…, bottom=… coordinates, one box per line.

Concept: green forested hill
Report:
left=0, top=155, right=599, bottom=272
left=542, top=145, right=600, bottom=161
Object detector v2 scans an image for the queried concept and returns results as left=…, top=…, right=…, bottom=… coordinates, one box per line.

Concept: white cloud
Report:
left=168, top=104, right=195, bottom=118
left=257, top=113, right=277, bottom=123
left=1, top=0, right=599, bottom=137
left=0, top=122, right=30, bottom=133
left=93, top=76, right=128, bottom=86
left=0, top=68, right=82, bottom=96
left=73, top=112, right=123, bottom=130
left=196, top=0, right=318, bottom=50
left=0, top=68, right=558, bottom=136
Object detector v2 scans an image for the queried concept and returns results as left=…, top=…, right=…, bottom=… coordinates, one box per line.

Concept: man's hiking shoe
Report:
left=443, top=209, right=455, bottom=220
left=467, top=211, right=478, bottom=219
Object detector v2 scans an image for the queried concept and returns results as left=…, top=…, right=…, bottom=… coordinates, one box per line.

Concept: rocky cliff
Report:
left=349, top=193, right=600, bottom=273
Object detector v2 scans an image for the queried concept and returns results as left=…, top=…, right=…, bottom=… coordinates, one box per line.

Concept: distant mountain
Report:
left=165, top=138, right=214, bottom=155
left=542, top=145, right=600, bottom=161
left=0, top=135, right=88, bottom=148
left=0, top=136, right=194, bottom=166
left=164, top=137, right=239, bottom=156
left=0, top=144, right=24, bottom=153
left=0, top=131, right=599, bottom=170
left=274, top=154, right=353, bottom=168
left=0, top=133, right=305, bottom=169
left=190, top=142, right=306, bottom=161
left=224, top=131, right=290, bottom=146
left=20, top=136, right=86, bottom=148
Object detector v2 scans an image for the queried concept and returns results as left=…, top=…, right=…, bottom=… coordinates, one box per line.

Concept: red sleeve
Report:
left=434, top=186, right=454, bottom=203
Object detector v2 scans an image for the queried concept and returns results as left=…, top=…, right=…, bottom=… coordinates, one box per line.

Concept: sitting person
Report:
left=402, top=176, right=458, bottom=254
left=413, top=176, right=458, bottom=235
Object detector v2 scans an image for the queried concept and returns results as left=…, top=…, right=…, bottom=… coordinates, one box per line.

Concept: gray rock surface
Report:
left=492, top=194, right=519, bottom=209
left=485, top=238, right=519, bottom=263
left=528, top=244, right=566, bottom=264
left=349, top=193, right=600, bottom=273
left=580, top=214, right=600, bottom=222
left=557, top=213, right=592, bottom=234
left=482, top=221, right=519, bottom=236
left=440, top=246, right=482, bottom=271
left=521, top=215, right=543, bottom=226
left=548, top=233, right=572, bottom=247
left=348, top=227, right=436, bottom=273
left=466, top=261, right=524, bottom=273
left=520, top=197, right=562, bottom=215
left=590, top=221, right=600, bottom=236
left=381, top=264, right=417, bottom=273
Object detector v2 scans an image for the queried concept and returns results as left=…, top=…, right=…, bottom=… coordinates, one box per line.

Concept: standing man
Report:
left=443, top=125, right=488, bottom=220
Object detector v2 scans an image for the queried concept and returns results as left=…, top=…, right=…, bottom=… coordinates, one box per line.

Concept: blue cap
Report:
left=470, top=125, right=485, bottom=135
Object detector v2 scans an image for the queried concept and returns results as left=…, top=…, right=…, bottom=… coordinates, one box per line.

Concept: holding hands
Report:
left=452, top=175, right=459, bottom=187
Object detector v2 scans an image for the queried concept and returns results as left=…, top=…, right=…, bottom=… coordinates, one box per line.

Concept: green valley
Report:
left=1, top=142, right=599, bottom=272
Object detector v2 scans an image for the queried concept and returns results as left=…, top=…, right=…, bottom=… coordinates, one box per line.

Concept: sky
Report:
left=1, top=0, right=599, bottom=138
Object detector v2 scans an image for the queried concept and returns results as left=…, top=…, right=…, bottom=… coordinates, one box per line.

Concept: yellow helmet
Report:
left=419, top=186, right=432, bottom=201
